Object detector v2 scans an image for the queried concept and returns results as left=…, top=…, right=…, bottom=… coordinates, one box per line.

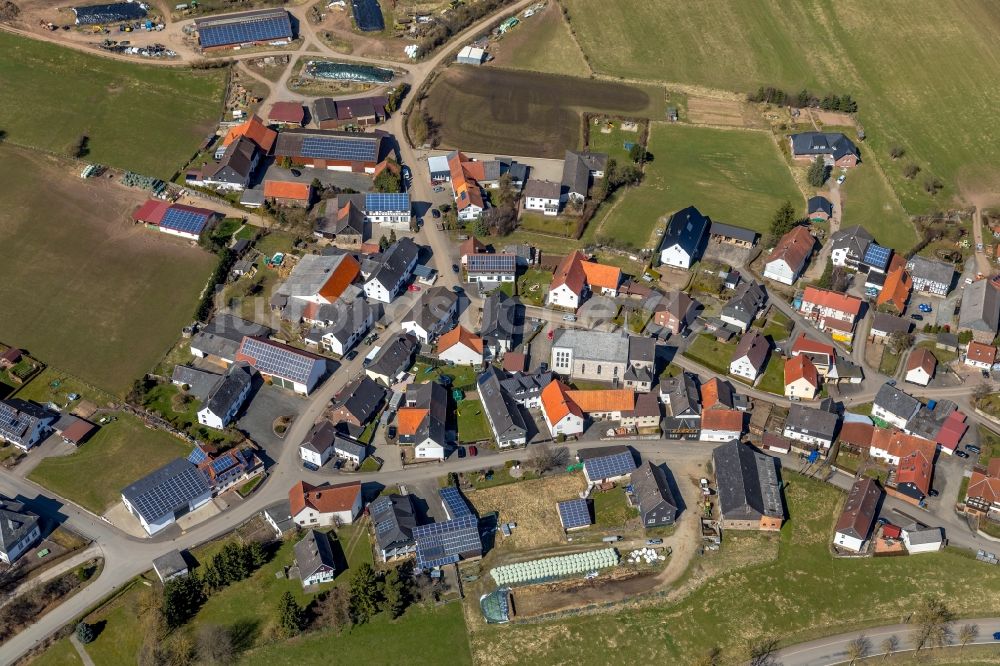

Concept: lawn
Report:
left=587, top=122, right=644, bottom=164
left=143, top=383, right=239, bottom=448
left=0, top=144, right=218, bottom=395
left=14, top=366, right=112, bottom=408
left=28, top=638, right=82, bottom=666
left=977, top=426, right=1000, bottom=468
left=594, top=123, right=801, bottom=250
left=456, top=399, right=492, bottom=444
left=878, top=346, right=902, bottom=376
left=411, top=362, right=478, bottom=391
left=560, top=0, right=1000, bottom=215
left=682, top=334, right=737, bottom=375
left=838, top=156, right=916, bottom=251
left=469, top=472, right=1000, bottom=664
left=488, top=2, right=591, bottom=78
left=516, top=268, right=552, bottom=307
left=917, top=339, right=957, bottom=364
left=518, top=211, right=577, bottom=237
left=28, top=412, right=190, bottom=513
left=591, top=488, right=638, bottom=528
left=757, top=355, right=786, bottom=395
left=0, top=32, right=225, bottom=178
left=834, top=449, right=862, bottom=475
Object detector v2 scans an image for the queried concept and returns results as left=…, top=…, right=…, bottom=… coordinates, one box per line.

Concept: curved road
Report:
left=773, top=618, right=1000, bottom=665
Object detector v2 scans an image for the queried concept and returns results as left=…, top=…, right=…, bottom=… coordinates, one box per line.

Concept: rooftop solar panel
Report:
left=863, top=243, right=891, bottom=270
left=557, top=498, right=591, bottom=530
left=161, top=207, right=210, bottom=235
left=439, top=486, right=472, bottom=519
left=187, top=446, right=209, bottom=465
left=413, top=513, right=481, bottom=569
left=466, top=254, right=516, bottom=274
left=238, top=337, right=321, bottom=384
left=364, top=192, right=410, bottom=212
left=122, top=460, right=211, bottom=523
left=300, top=136, right=378, bottom=163
left=198, top=14, right=293, bottom=48
left=583, top=451, right=637, bottom=482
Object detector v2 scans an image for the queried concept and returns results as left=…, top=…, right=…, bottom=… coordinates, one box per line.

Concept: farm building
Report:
left=235, top=336, right=326, bottom=395
left=121, top=458, right=213, bottom=535
left=194, top=9, right=293, bottom=51
left=557, top=498, right=592, bottom=531
left=712, top=441, right=784, bottom=531
left=267, top=102, right=305, bottom=127
left=709, top=222, right=757, bottom=248
left=152, top=550, right=189, bottom=583
left=273, top=129, right=385, bottom=174
left=580, top=446, right=637, bottom=486
left=132, top=200, right=220, bottom=241
left=456, top=46, right=487, bottom=65
left=263, top=179, right=312, bottom=206
left=313, top=96, right=389, bottom=130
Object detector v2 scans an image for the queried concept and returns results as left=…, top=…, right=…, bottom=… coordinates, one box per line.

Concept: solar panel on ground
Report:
left=161, top=207, right=209, bottom=235
left=300, top=136, right=378, bottom=162
left=439, top=486, right=472, bottom=519
left=351, top=0, right=385, bottom=32
left=198, top=15, right=293, bottom=48
left=365, top=192, right=410, bottom=212
left=583, top=450, right=636, bottom=482
left=557, top=498, right=591, bottom=530
left=413, top=514, right=480, bottom=569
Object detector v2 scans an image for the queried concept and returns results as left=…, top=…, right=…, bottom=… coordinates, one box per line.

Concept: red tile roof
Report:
left=802, top=286, right=863, bottom=317
left=59, top=418, right=95, bottom=444
left=701, top=408, right=743, bottom=432
left=550, top=250, right=589, bottom=296
left=969, top=466, right=1000, bottom=506
left=263, top=180, right=312, bottom=201
left=268, top=102, right=305, bottom=124
left=436, top=325, right=484, bottom=354
left=967, top=341, right=997, bottom=365
left=580, top=260, right=621, bottom=291
left=790, top=333, right=835, bottom=362
left=785, top=354, right=819, bottom=388
left=396, top=407, right=427, bottom=436
left=132, top=199, right=171, bottom=225
left=289, top=480, right=360, bottom=516
left=838, top=422, right=875, bottom=449
left=895, top=448, right=933, bottom=495
left=502, top=352, right=526, bottom=372
left=564, top=389, right=635, bottom=413
left=541, top=380, right=583, bottom=425
left=460, top=236, right=486, bottom=258
left=317, top=255, right=361, bottom=303
left=223, top=115, right=277, bottom=153
left=766, top=226, right=815, bottom=272
left=905, top=347, right=937, bottom=375
left=936, top=410, right=967, bottom=452
left=876, top=265, right=912, bottom=311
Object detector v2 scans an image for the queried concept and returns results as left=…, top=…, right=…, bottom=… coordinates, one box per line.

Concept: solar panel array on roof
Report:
left=583, top=450, right=636, bottom=482
left=557, top=498, right=591, bottom=530
left=413, top=513, right=480, bottom=569
left=439, top=486, right=472, bottom=519
left=863, top=243, right=892, bottom=270
left=351, top=0, right=384, bottom=31
left=466, top=254, right=516, bottom=274
left=160, top=207, right=210, bottom=235
left=198, top=14, right=292, bottom=48
left=239, top=338, right=319, bottom=384
left=187, top=446, right=209, bottom=465
left=210, top=456, right=237, bottom=475
left=365, top=192, right=410, bottom=212
left=122, top=460, right=210, bottom=523
left=300, top=136, right=378, bottom=162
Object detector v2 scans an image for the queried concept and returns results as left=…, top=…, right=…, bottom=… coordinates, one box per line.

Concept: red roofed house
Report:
left=966, top=459, right=1000, bottom=518
left=763, top=226, right=815, bottom=285
left=268, top=102, right=306, bottom=127
left=785, top=354, right=819, bottom=400
left=876, top=263, right=912, bottom=313
left=263, top=179, right=312, bottom=207
left=448, top=151, right=487, bottom=221
left=0, top=347, right=22, bottom=370
left=563, top=389, right=635, bottom=421
left=459, top=236, right=487, bottom=264
left=436, top=325, right=484, bottom=366
left=935, top=409, right=967, bottom=455
left=893, top=446, right=934, bottom=505
left=289, top=480, right=362, bottom=527
left=540, top=381, right=585, bottom=438
left=790, top=334, right=836, bottom=375
left=799, top=286, right=863, bottom=343
left=546, top=251, right=622, bottom=310
left=833, top=477, right=883, bottom=552
left=837, top=422, right=875, bottom=452
left=964, top=341, right=998, bottom=370
left=904, top=347, right=936, bottom=386
left=223, top=114, right=277, bottom=154
left=700, top=409, right=744, bottom=442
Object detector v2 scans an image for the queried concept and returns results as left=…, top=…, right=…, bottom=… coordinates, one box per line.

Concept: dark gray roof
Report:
left=0, top=399, right=53, bottom=447
left=334, top=375, right=386, bottom=424
left=404, top=287, right=458, bottom=331
left=152, top=549, right=188, bottom=580
left=784, top=403, right=839, bottom=441
left=370, top=237, right=419, bottom=291
left=523, top=179, right=561, bottom=200
left=722, top=281, right=767, bottom=326
left=870, top=312, right=911, bottom=336
left=905, top=526, right=942, bottom=545
left=203, top=362, right=253, bottom=420
left=191, top=315, right=272, bottom=360
left=709, top=221, right=757, bottom=244
left=830, top=225, right=873, bottom=259
left=630, top=461, right=678, bottom=525
left=551, top=328, right=629, bottom=364
left=937, top=332, right=959, bottom=348
left=477, top=367, right=527, bottom=445
left=712, top=441, right=783, bottom=521
left=905, top=256, right=954, bottom=287
left=121, top=459, right=210, bottom=524
left=0, top=498, right=39, bottom=554
left=369, top=493, right=418, bottom=553
left=731, top=331, right=770, bottom=371
left=835, top=477, right=882, bottom=540
left=959, top=279, right=1000, bottom=334
left=171, top=365, right=221, bottom=401
left=301, top=420, right=337, bottom=455
left=661, top=372, right=701, bottom=417
left=807, top=195, right=833, bottom=216
left=334, top=436, right=367, bottom=461
left=294, top=529, right=337, bottom=580
left=368, top=334, right=418, bottom=381
left=480, top=292, right=519, bottom=343
left=561, top=150, right=606, bottom=197
left=660, top=206, right=710, bottom=256
left=790, top=132, right=859, bottom=160
left=499, top=370, right=552, bottom=404
left=316, top=298, right=374, bottom=343
left=315, top=197, right=366, bottom=238
left=263, top=499, right=294, bottom=533
left=402, top=382, right=447, bottom=446
left=905, top=400, right=957, bottom=442
left=873, top=384, right=921, bottom=420
left=203, top=135, right=257, bottom=183
left=628, top=336, right=656, bottom=364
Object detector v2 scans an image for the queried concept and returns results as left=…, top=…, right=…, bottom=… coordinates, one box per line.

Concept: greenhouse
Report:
left=490, top=548, right=619, bottom=586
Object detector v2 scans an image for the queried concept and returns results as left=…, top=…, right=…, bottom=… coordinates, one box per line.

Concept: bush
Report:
left=76, top=621, right=95, bottom=644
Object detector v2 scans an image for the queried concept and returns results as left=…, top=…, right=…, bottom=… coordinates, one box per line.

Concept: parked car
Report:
left=699, top=478, right=710, bottom=495
left=836, top=174, right=846, bottom=185
left=432, top=208, right=441, bottom=219
left=303, top=461, right=319, bottom=472
left=955, top=450, right=969, bottom=459
left=452, top=263, right=460, bottom=273
left=469, top=445, right=478, bottom=456
left=290, top=168, right=302, bottom=177
left=408, top=284, right=421, bottom=292
left=929, top=489, right=939, bottom=497
left=387, top=425, right=397, bottom=439
left=910, top=314, right=924, bottom=321
left=456, top=446, right=466, bottom=458
left=563, top=314, right=577, bottom=322
left=918, top=303, right=932, bottom=313
left=978, top=242, right=985, bottom=251
left=402, top=166, right=412, bottom=182
left=646, top=538, right=663, bottom=546
left=993, top=631, right=1000, bottom=641
left=433, top=185, right=445, bottom=193
left=345, top=350, right=359, bottom=361
left=967, top=444, right=982, bottom=454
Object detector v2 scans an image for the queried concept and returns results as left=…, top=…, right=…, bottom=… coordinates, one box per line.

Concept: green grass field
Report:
left=560, top=0, right=1000, bottom=214
left=592, top=488, right=638, bottom=527
left=0, top=32, right=225, bottom=178
left=489, top=2, right=590, bottom=77
left=681, top=334, right=737, bottom=375
left=586, top=123, right=641, bottom=164
left=28, top=413, right=190, bottom=513
left=457, top=400, right=492, bottom=443
left=27, top=638, right=82, bottom=666
left=758, top=355, right=785, bottom=395
left=838, top=156, right=916, bottom=251
left=470, top=472, right=1000, bottom=664
left=595, top=123, right=801, bottom=249
left=0, top=144, right=217, bottom=395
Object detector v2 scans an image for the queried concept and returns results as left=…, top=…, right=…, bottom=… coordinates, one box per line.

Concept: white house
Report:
left=436, top=326, right=484, bottom=366
left=299, top=421, right=337, bottom=468
left=784, top=355, right=819, bottom=400
left=540, top=381, right=585, bottom=438
left=401, top=287, right=458, bottom=344
left=729, top=332, right=769, bottom=382
left=782, top=404, right=839, bottom=450
left=763, top=226, right=814, bottom=285
left=121, top=459, right=213, bottom=535
left=314, top=299, right=375, bottom=356
left=699, top=410, right=743, bottom=442
left=659, top=206, right=709, bottom=270
left=363, top=192, right=411, bottom=228
left=904, top=348, right=935, bottom=387
left=295, top=529, right=337, bottom=588
left=0, top=399, right=55, bottom=451
left=523, top=179, right=561, bottom=216
left=833, top=477, right=881, bottom=553
left=397, top=383, right=448, bottom=460
left=0, top=499, right=41, bottom=564
left=903, top=526, right=943, bottom=554
left=196, top=363, right=253, bottom=430
left=363, top=238, right=419, bottom=304
left=465, top=254, right=517, bottom=285
left=290, top=480, right=363, bottom=528
left=871, top=384, right=920, bottom=430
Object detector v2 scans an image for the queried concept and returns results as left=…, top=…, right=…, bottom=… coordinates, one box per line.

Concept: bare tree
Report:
left=912, top=596, right=954, bottom=652
left=958, top=623, right=979, bottom=652
left=528, top=444, right=567, bottom=475
left=747, top=637, right=780, bottom=666
left=196, top=624, right=234, bottom=665
left=880, top=635, right=898, bottom=661
left=847, top=634, right=871, bottom=665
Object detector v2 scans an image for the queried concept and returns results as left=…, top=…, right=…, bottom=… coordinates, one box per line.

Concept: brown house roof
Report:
left=834, top=477, right=882, bottom=540
left=766, top=226, right=815, bottom=273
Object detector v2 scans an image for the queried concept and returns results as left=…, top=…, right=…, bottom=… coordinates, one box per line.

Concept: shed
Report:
left=152, top=549, right=189, bottom=583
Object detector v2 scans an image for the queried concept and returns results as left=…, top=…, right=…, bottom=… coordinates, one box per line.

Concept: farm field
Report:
left=595, top=123, right=801, bottom=250
left=419, top=67, right=665, bottom=158
left=487, top=2, right=590, bottom=77
left=559, top=0, right=1000, bottom=214
left=837, top=159, right=916, bottom=251
left=469, top=472, right=1000, bottom=664
left=0, top=144, right=217, bottom=395
left=0, top=32, right=225, bottom=178
left=28, top=412, right=191, bottom=513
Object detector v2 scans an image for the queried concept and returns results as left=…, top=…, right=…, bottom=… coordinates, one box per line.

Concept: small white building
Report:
left=523, top=179, right=561, bottom=216
left=903, top=526, right=943, bottom=554
left=299, top=421, right=337, bottom=468
left=436, top=326, right=484, bottom=366
left=295, top=529, right=337, bottom=588
left=290, top=480, right=363, bottom=528
left=0, top=499, right=41, bottom=565
left=904, top=348, right=936, bottom=387
left=196, top=363, right=253, bottom=430
left=729, top=332, right=769, bottom=382
left=540, top=381, right=585, bottom=438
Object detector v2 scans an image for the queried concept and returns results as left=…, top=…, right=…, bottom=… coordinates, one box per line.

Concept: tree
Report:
left=314, top=586, right=353, bottom=631
left=196, top=624, right=234, bottom=665
left=483, top=206, right=517, bottom=236
left=912, top=595, right=954, bottom=652
left=807, top=156, right=828, bottom=187
left=373, top=167, right=402, bottom=193
left=382, top=568, right=409, bottom=619
left=472, top=217, right=489, bottom=237
left=769, top=201, right=798, bottom=242
left=349, top=563, right=382, bottom=624
left=278, top=156, right=292, bottom=169
left=76, top=621, right=95, bottom=645
left=628, top=142, right=646, bottom=164
left=276, top=591, right=305, bottom=638
left=889, top=145, right=905, bottom=160
left=496, top=173, right=516, bottom=208
left=973, top=381, right=992, bottom=404
left=67, top=135, right=89, bottom=158
left=887, top=331, right=915, bottom=356
left=747, top=637, right=780, bottom=666
left=847, top=635, right=870, bottom=665
left=880, top=635, right=898, bottom=660
left=528, top=443, right=566, bottom=475
left=903, top=163, right=921, bottom=180
left=379, top=235, right=390, bottom=252
left=816, top=260, right=834, bottom=289
left=958, top=623, right=978, bottom=652
left=389, top=228, right=397, bottom=244
left=923, top=176, right=944, bottom=195
left=162, top=574, right=205, bottom=629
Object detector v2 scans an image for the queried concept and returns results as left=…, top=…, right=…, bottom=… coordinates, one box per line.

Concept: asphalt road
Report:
left=774, top=618, right=1000, bottom=665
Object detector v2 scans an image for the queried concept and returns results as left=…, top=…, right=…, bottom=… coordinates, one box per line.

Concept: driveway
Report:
left=237, top=381, right=310, bottom=458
